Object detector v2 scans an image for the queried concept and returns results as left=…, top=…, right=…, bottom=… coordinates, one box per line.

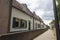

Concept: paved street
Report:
left=33, top=29, right=56, bottom=40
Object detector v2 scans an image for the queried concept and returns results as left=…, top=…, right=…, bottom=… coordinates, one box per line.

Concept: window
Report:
left=38, top=24, right=40, bottom=28
left=20, top=19, right=27, bottom=28
left=35, top=23, right=37, bottom=29
left=28, top=21, right=31, bottom=30
left=12, top=17, right=27, bottom=28
left=12, top=17, right=20, bottom=28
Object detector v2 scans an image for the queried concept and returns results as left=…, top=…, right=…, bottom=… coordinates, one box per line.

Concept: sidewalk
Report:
left=33, top=29, right=56, bottom=40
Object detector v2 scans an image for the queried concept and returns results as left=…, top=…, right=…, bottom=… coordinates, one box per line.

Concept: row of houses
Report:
left=9, top=0, right=47, bottom=32
left=0, top=0, right=47, bottom=34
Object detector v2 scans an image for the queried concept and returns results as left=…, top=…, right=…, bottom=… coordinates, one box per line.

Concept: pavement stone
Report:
left=33, top=29, right=56, bottom=40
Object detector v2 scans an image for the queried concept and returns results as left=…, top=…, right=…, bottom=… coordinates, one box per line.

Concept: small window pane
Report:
left=12, top=17, right=19, bottom=28
left=20, top=19, right=27, bottom=28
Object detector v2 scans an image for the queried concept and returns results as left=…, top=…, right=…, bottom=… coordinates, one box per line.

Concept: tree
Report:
left=46, top=25, right=50, bottom=29
left=57, top=0, right=60, bottom=20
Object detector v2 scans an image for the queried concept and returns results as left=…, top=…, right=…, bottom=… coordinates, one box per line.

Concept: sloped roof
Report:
left=12, top=0, right=43, bottom=22
left=33, top=12, right=43, bottom=22
left=12, top=0, right=33, bottom=17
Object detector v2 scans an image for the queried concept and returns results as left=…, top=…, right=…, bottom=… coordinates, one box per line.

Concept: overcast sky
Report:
left=16, top=0, right=55, bottom=25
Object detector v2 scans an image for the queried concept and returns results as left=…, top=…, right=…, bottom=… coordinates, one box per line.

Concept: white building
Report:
left=10, top=0, right=45, bottom=32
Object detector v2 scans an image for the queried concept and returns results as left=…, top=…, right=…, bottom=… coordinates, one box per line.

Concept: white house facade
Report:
left=10, top=0, right=46, bottom=32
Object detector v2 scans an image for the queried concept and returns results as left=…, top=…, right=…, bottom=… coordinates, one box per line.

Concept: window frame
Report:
left=12, top=17, right=27, bottom=29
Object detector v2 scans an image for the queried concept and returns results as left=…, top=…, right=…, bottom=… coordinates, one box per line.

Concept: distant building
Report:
left=49, top=20, right=55, bottom=29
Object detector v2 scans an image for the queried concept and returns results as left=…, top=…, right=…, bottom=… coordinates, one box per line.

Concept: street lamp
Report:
left=53, top=0, right=60, bottom=40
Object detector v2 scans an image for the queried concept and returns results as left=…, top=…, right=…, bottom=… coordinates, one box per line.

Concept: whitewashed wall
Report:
left=44, top=25, right=47, bottom=28
left=10, top=7, right=33, bottom=32
left=40, top=22, right=44, bottom=29
left=34, top=19, right=41, bottom=30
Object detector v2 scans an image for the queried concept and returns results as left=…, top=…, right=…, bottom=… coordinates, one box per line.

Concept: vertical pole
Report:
left=53, top=0, right=60, bottom=40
